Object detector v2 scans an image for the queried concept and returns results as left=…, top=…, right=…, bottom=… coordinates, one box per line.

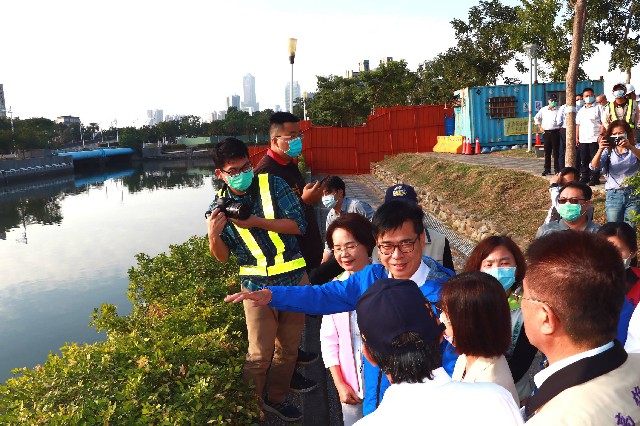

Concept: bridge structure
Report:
left=57, top=148, right=136, bottom=168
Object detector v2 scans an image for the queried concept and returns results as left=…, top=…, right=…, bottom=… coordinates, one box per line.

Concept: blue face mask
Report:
left=614, top=90, right=626, bottom=99
left=285, top=137, right=303, bottom=157
left=577, top=99, right=585, bottom=107
left=483, top=267, right=517, bottom=291
left=226, top=168, right=254, bottom=192
left=322, top=194, right=337, bottom=208
left=584, top=96, right=595, bottom=104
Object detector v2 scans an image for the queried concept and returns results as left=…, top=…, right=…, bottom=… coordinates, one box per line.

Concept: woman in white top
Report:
left=319, top=213, right=376, bottom=425
left=438, top=271, right=519, bottom=404
left=591, top=119, right=640, bottom=225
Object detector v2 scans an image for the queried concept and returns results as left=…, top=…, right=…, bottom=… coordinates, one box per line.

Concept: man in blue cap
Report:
left=353, top=278, right=523, bottom=424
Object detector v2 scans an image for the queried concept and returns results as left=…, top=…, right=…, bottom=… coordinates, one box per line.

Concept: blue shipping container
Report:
left=454, top=80, right=605, bottom=147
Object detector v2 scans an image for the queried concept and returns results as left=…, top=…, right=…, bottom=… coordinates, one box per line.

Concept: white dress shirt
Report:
left=625, top=306, right=640, bottom=353
left=534, top=106, right=560, bottom=130
left=576, top=103, right=602, bottom=143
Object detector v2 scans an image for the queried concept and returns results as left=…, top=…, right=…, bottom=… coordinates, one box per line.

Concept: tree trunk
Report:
left=565, top=0, right=587, bottom=168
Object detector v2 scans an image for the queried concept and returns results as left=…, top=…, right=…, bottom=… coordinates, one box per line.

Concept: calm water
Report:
left=0, top=160, right=217, bottom=382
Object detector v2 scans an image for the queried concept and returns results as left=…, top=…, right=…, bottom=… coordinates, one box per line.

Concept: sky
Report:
left=1, top=0, right=635, bottom=128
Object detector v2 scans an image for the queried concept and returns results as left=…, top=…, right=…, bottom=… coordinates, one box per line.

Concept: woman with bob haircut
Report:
left=319, top=213, right=376, bottom=425
left=463, top=235, right=539, bottom=403
left=439, top=271, right=519, bottom=403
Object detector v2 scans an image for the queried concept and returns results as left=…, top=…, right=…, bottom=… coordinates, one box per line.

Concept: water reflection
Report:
left=0, top=159, right=217, bottom=382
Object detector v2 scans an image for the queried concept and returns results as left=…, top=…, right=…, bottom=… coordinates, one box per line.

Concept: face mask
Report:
left=614, top=90, right=626, bottom=99
left=549, top=101, right=557, bottom=107
left=285, top=137, right=303, bottom=157
left=226, top=168, right=254, bottom=191
left=483, top=267, right=517, bottom=291
left=322, top=194, right=337, bottom=208
left=557, top=202, right=583, bottom=222
left=577, top=100, right=585, bottom=107
left=584, top=96, right=595, bottom=104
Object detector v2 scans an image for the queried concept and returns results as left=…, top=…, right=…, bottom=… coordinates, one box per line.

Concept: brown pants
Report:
left=242, top=272, right=308, bottom=404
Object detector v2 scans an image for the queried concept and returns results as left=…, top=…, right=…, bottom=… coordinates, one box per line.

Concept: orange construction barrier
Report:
left=535, top=133, right=542, bottom=146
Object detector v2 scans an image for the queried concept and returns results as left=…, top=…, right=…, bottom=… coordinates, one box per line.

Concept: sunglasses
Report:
left=557, top=197, right=586, bottom=205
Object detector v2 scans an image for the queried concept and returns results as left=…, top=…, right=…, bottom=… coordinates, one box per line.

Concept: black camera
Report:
left=606, top=135, right=624, bottom=148
left=205, top=197, right=251, bottom=220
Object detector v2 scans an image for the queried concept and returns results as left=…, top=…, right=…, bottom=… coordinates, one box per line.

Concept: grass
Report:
left=375, top=153, right=606, bottom=246
left=485, top=148, right=539, bottom=159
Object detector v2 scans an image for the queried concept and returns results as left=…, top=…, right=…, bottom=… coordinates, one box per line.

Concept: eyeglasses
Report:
left=377, top=236, right=419, bottom=256
left=331, top=242, right=359, bottom=255
left=276, top=134, right=305, bottom=142
left=557, top=197, right=586, bottom=205
left=512, top=289, right=554, bottom=311
left=219, top=161, right=252, bottom=177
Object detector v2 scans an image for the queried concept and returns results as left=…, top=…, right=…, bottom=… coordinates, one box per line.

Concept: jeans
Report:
left=606, top=188, right=640, bottom=226
left=242, top=272, right=308, bottom=404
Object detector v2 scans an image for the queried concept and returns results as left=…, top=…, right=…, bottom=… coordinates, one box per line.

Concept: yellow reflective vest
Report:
left=609, top=99, right=636, bottom=128
left=218, top=173, right=306, bottom=277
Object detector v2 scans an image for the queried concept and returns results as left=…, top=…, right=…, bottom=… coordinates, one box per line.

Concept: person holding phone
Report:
left=591, top=119, right=640, bottom=225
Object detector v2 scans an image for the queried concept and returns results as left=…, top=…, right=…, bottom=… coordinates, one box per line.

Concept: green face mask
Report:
left=557, top=202, right=583, bottom=222
left=549, top=101, right=557, bottom=107
left=227, top=168, right=254, bottom=191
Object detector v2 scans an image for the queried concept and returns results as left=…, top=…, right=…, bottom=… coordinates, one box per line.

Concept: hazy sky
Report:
left=1, top=0, right=633, bottom=128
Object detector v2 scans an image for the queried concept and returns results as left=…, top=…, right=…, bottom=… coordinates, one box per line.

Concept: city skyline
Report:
left=2, top=0, right=637, bottom=128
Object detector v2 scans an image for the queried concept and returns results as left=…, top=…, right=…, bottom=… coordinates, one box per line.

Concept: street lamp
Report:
left=288, top=38, right=297, bottom=113
left=80, top=123, right=84, bottom=147
left=525, top=44, right=538, bottom=153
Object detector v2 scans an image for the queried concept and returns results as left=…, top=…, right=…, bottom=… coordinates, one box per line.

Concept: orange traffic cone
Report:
left=460, top=138, right=467, bottom=154
left=535, top=133, right=542, bottom=146
left=474, top=137, right=481, bottom=155
left=464, top=138, right=471, bottom=154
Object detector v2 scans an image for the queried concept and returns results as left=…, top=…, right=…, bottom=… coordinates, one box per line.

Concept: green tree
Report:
left=361, top=60, right=418, bottom=112
left=307, top=75, right=369, bottom=126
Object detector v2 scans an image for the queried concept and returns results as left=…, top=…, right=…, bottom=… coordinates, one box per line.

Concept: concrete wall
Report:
left=0, top=157, right=74, bottom=185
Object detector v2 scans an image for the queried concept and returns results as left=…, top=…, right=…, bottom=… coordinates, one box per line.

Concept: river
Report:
left=0, top=160, right=218, bottom=383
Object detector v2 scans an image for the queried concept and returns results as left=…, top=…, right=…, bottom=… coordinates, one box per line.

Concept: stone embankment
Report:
left=0, top=157, right=74, bottom=186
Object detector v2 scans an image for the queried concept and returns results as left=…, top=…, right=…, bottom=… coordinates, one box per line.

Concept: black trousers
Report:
left=578, top=142, right=600, bottom=181
left=543, top=129, right=561, bottom=173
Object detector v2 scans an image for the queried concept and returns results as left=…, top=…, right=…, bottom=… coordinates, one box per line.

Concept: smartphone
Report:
left=606, top=136, right=623, bottom=148
left=318, top=175, right=331, bottom=185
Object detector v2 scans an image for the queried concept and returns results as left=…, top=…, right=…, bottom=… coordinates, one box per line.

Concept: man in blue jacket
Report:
left=225, top=200, right=457, bottom=415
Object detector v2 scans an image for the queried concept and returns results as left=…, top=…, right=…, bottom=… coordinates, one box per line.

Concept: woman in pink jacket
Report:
left=319, top=213, right=376, bottom=425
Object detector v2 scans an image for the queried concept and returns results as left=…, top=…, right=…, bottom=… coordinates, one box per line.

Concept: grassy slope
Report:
left=376, top=154, right=606, bottom=245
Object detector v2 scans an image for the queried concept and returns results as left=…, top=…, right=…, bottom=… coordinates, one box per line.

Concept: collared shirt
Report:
left=575, top=103, right=602, bottom=143
left=533, top=341, right=614, bottom=389
left=591, top=144, right=640, bottom=189
left=324, top=197, right=375, bottom=252
left=387, top=258, right=430, bottom=287
left=212, top=174, right=306, bottom=289
left=354, top=368, right=524, bottom=425
left=536, top=219, right=600, bottom=238
left=625, top=305, right=640, bottom=353
left=534, top=106, right=560, bottom=130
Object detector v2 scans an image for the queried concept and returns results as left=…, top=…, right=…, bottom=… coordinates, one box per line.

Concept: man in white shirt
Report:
left=521, top=231, right=640, bottom=424
left=575, top=87, right=603, bottom=186
left=353, top=278, right=523, bottom=425
left=534, top=94, right=561, bottom=176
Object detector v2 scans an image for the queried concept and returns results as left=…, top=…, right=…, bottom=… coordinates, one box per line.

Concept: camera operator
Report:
left=591, top=120, right=640, bottom=225
left=206, top=137, right=309, bottom=422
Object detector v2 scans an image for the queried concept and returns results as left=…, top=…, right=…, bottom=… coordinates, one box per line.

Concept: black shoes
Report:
left=296, top=348, right=319, bottom=366
left=542, top=170, right=551, bottom=176
left=263, top=399, right=303, bottom=422
left=290, top=370, right=318, bottom=393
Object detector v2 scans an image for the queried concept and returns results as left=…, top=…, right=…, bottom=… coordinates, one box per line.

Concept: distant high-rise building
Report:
left=284, top=81, right=301, bottom=113
left=0, top=84, right=5, bottom=118
left=241, top=74, right=259, bottom=112
left=359, top=60, right=370, bottom=72
left=227, top=95, right=240, bottom=110
left=275, top=105, right=281, bottom=112
left=217, top=110, right=226, bottom=120
left=55, top=116, right=81, bottom=125
left=379, top=57, right=394, bottom=66
left=147, top=109, right=164, bottom=126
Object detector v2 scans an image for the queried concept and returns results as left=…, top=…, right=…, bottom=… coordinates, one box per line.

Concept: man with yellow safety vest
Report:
left=206, top=137, right=309, bottom=422
left=602, top=82, right=638, bottom=132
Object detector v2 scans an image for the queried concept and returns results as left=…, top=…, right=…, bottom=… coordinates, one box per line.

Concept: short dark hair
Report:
left=210, top=137, right=249, bottom=169
left=606, top=119, right=636, bottom=144
left=326, top=213, right=376, bottom=256
left=582, top=87, right=594, bottom=96
left=269, top=112, right=300, bottom=137
left=372, top=200, right=424, bottom=239
left=597, top=221, right=638, bottom=253
left=559, top=181, right=592, bottom=200
left=463, top=235, right=526, bottom=287
left=559, top=166, right=579, bottom=180
left=526, top=231, right=625, bottom=347
left=325, top=176, right=346, bottom=196
left=439, top=271, right=511, bottom=357
left=366, top=334, right=442, bottom=383
left=613, top=83, right=626, bottom=91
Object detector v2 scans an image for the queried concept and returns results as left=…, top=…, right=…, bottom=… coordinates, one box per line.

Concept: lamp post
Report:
left=525, top=44, right=538, bottom=153
left=80, top=123, right=84, bottom=147
left=288, top=38, right=297, bottom=113
left=303, top=91, right=308, bottom=120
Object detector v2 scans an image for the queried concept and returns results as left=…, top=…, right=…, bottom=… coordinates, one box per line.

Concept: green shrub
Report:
left=0, top=236, right=260, bottom=425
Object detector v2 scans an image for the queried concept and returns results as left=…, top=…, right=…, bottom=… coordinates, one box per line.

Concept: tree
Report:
left=361, top=60, right=417, bottom=112
left=307, top=75, right=370, bottom=126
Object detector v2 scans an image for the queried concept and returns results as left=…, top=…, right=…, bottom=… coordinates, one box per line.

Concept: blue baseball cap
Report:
left=385, top=184, right=418, bottom=204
